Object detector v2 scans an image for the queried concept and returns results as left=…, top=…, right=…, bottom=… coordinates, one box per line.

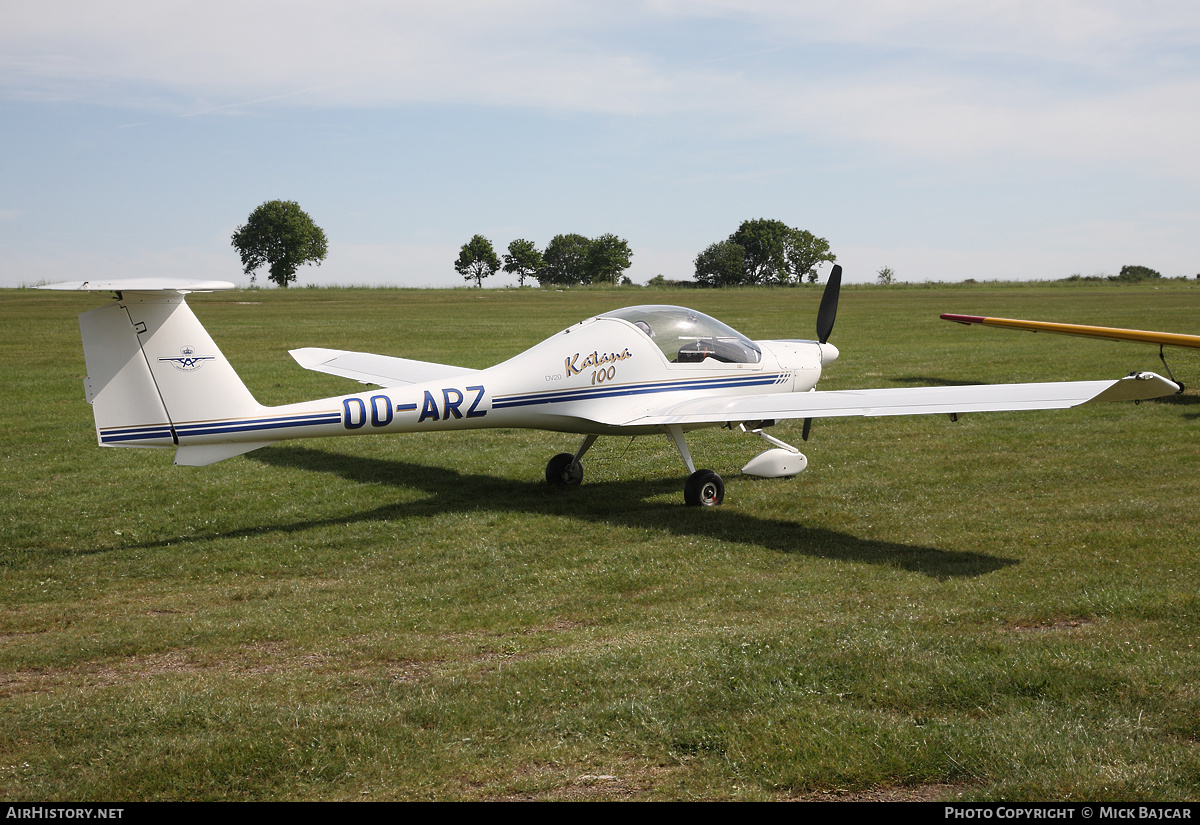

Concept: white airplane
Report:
left=44, top=268, right=1179, bottom=506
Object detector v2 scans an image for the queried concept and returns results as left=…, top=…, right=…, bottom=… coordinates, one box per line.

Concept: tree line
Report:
left=228, top=201, right=837, bottom=290
left=1065, top=265, right=1174, bottom=283
left=223, top=202, right=1190, bottom=290
left=459, top=220, right=835, bottom=289
left=456, top=233, right=634, bottom=287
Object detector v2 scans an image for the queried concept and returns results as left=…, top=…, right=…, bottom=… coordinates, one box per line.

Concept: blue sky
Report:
left=3, top=1, right=1198, bottom=287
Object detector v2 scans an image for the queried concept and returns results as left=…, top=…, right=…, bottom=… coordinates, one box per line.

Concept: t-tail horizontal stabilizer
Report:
left=41, top=278, right=236, bottom=294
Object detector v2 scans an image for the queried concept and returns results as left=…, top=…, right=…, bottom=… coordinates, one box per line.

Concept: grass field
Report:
left=2, top=281, right=1198, bottom=801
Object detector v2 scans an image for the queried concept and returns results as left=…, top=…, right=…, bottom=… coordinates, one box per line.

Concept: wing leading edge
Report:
left=600, top=372, right=1179, bottom=428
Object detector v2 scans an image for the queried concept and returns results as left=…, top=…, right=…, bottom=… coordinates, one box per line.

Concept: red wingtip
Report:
left=940, top=313, right=985, bottom=325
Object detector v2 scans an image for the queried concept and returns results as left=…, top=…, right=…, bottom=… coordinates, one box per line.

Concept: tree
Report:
left=585, top=233, right=633, bottom=285
left=455, top=235, right=500, bottom=287
left=231, top=200, right=328, bottom=287
left=730, top=218, right=791, bottom=284
left=725, top=219, right=835, bottom=285
left=784, top=229, right=835, bottom=284
left=540, top=234, right=592, bottom=285
left=694, top=240, right=746, bottom=287
left=876, top=265, right=895, bottom=285
left=1113, top=265, right=1162, bottom=282
left=502, top=239, right=544, bottom=287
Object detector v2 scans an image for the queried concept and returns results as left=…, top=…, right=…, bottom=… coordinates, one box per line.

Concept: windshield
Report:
left=601, top=305, right=761, bottom=364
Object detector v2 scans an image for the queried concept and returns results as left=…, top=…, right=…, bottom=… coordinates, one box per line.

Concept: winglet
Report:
left=1084, top=371, right=1181, bottom=403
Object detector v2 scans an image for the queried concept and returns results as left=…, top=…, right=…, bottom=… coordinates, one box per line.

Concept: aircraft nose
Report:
left=818, top=342, right=839, bottom=366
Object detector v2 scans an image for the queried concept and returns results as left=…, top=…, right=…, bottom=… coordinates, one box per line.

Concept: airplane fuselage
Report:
left=318, top=316, right=829, bottom=438
left=93, top=303, right=830, bottom=459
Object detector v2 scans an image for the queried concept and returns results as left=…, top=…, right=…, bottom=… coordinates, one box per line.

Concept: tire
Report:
left=684, top=469, right=724, bottom=507
left=545, top=453, right=583, bottom=487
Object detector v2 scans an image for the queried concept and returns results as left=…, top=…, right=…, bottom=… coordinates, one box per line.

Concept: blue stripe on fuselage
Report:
left=100, top=410, right=341, bottom=444
left=98, top=425, right=175, bottom=443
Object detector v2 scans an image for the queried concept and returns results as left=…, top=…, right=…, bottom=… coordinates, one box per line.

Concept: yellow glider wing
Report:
left=940, top=314, right=1200, bottom=349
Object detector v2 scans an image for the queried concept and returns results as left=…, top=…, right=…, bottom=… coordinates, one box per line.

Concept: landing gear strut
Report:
left=1159, top=345, right=1186, bottom=394
left=666, top=424, right=725, bottom=507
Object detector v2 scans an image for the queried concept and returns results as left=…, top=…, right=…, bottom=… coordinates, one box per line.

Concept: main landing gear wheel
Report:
left=684, top=469, right=724, bottom=507
left=546, top=453, right=583, bottom=487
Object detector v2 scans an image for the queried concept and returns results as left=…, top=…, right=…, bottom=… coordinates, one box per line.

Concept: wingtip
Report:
left=1087, top=372, right=1183, bottom=404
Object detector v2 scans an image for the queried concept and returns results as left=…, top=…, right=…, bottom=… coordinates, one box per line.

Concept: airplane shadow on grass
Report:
left=175, top=444, right=1017, bottom=581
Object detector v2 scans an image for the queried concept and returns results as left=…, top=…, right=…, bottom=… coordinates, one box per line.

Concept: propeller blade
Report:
left=816, top=264, right=842, bottom=344
left=806, top=264, right=842, bottom=444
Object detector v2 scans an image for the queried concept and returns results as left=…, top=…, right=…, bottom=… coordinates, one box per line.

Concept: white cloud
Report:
left=6, top=2, right=1197, bottom=125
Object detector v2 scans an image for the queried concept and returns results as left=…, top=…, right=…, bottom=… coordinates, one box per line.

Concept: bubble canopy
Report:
left=600, top=305, right=762, bottom=364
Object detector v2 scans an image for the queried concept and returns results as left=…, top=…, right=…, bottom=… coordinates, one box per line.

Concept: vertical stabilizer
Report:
left=78, top=291, right=268, bottom=461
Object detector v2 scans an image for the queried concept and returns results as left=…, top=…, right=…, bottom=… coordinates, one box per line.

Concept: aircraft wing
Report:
left=941, top=314, right=1200, bottom=349
left=289, top=347, right=480, bottom=387
left=600, top=372, right=1179, bottom=427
